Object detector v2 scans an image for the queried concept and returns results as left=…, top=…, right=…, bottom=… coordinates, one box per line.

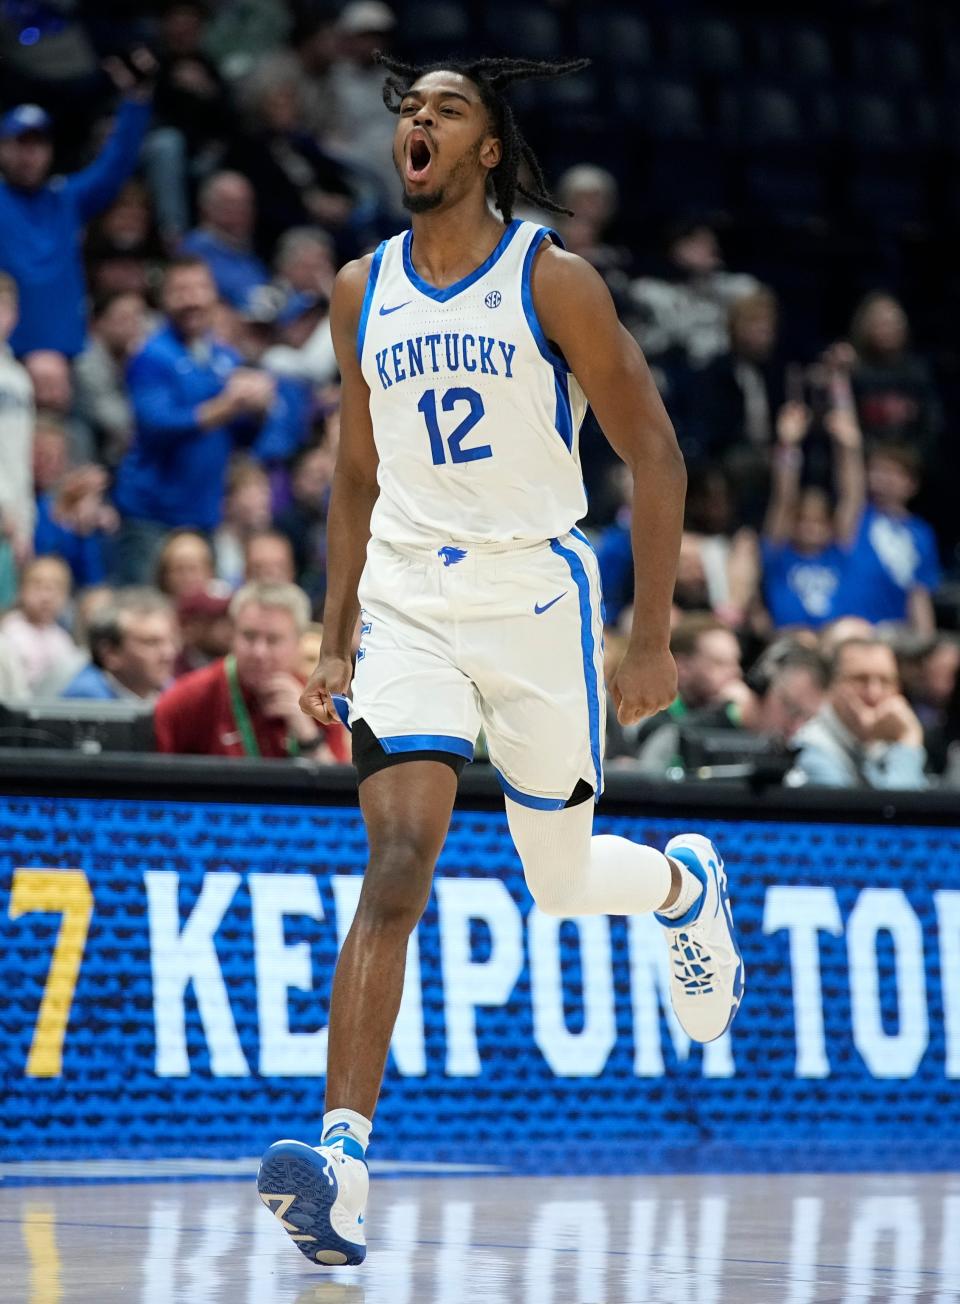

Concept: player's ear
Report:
left=479, top=135, right=502, bottom=172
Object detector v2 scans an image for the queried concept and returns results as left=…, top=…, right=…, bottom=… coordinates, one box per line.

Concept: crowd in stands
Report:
left=1, top=1, right=959, bottom=789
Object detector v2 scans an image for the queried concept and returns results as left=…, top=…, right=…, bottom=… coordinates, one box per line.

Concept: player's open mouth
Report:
left=406, top=134, right=433, bottom=182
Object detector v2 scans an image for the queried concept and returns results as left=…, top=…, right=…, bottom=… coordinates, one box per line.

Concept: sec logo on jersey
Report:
left=485, top=290, right=502, bottom=308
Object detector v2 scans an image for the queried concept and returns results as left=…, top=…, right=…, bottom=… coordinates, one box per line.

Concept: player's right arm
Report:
left=300, top=256, right=380, bottom=725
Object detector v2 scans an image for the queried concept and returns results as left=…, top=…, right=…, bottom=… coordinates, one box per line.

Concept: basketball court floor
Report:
left=3, top=1163, right=958, bottom=1302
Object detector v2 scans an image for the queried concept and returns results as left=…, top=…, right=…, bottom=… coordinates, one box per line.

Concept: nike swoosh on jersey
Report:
left=534, top=593, right=566, bottom=615
left=379, top=301, right=411, bottom=315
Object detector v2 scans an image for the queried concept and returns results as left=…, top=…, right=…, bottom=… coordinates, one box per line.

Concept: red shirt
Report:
left=154, top=658, right=350, bottom=761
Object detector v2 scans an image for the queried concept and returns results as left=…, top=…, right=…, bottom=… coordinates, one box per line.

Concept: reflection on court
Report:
left=2, top=1170, right=959, bottom=1303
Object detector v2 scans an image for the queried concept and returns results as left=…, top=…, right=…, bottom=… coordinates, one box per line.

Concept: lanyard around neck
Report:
left=224, top=654, right=299, bottom=758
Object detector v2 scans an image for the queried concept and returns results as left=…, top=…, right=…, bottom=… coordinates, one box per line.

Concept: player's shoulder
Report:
left=530, top=235, right=610, bottom=301
left=331, top=249, right=384, bottom=324
left=334, top=237, right=397, bottom=297
left=528, top=235, right=615, bottom=335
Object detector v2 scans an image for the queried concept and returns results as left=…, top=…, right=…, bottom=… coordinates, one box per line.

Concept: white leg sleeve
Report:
left=505, top=796, right=673, bottom=918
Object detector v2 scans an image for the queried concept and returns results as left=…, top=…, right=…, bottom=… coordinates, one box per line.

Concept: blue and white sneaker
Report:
left=257, top=1137, right=368, bottom=1267
left=655, top=833, right=745, bottom=1043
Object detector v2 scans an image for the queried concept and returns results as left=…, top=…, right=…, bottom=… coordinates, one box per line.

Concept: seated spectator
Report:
left=23, top=348, right=72, bottom=415
left=72, top=584, right=115, bottom=648
left=628, top=222, right=759, bottom=370
left=692, top=288, right=785, bottom=520
left=681, top=464, right=758, bottom=628
left=144, top=1, right=237, bottom=248
left=73, top=289, right=149, bottom=466
left=269, top=230, right=340, bottom=390
left=229, top=53, right=357, bottom=255
left=601, top=467, right=758, bottom=630
left=0, top=272, right=34, bottom=607
left=174, top=584, right=233, bottom=677
left=180, top=172, right=271, bottom=309
left=23, top=346, right=93, bottom=463
left=112, top=257, right=276, bottom=583
left=789, top=637, right=928, bottom=790
left=0, top=62, right=152, bottom=360
left=155, top=529, right=217, bottom=602
left=609, top=613, right=751, bottom=770
left=275, top=442, right=335, bottom=606
left=760, top=396, right=864, bottom=631
left=327, top=1, right=401, bottom=217
left=0, top=556, right=79, bottom=695
left=839, top=293, right=942, bottom=462
left=744, top=642, right=829, bottom=745
left=233, top=291, right=314, bottom=465
left=640, top=640, right=829, bottom=779
left=34, top=465, right=119, bottom=588
left=85, top=181, right=164, bottom=302
left=154, top=580, right=348, bottom=760
left=214, top=457, right=274, bottom=589
left=554, top=165, right=632, bottom=297
left=62, top=588, right=178, bottom=700
left=895, top=632, right=960, bottom=774
left=274, top=226, right=337, bottom=299
left=839, top=444, right=940, bottom=634
left=245, top=530, right=296, bottom=584
left=85, top=179, right=164, bottom=263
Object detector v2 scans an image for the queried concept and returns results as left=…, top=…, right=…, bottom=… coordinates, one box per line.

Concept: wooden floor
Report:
left=2, top=1165, right=959, bottom=1302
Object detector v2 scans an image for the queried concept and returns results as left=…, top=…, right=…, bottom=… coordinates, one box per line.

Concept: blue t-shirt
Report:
left=0, top=100, right=150, bottom=357
left=761, top=538, right=850, bottom=629
left=113, top=324, right=249, bottom=530
left=34, top=494, right=109, bottom=588
left=839, top=505, right=941, bottom=623
left=596, top=517, right=632, bottom=624
left=179, top=228, right=270, bottom=310
left=61, top=663, right=121, bottom=700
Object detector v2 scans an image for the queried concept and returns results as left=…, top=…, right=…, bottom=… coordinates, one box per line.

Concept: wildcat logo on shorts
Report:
left=484, top=290, right=502, bottom=309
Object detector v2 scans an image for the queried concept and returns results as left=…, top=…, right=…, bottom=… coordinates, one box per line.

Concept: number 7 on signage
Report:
left=8, top=869, right=93, bottom=1077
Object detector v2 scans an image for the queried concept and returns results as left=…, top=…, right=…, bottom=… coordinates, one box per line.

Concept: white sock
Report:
left=505, top=797, right=673, bottom=917
left=657, top=858, right=704, bottom=922
left=322, top=1108, right=372, bottom=1153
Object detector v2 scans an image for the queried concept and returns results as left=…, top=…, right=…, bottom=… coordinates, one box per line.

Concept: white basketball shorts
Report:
left=349, top=529, right=606, bottom=809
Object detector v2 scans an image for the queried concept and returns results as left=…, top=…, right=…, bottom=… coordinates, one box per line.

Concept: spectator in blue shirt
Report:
left=180, top=171, right=271, bottom=309
left=112, top=256, right=276, bottom=583
left=62, top=588, right=178, bottom=701
left=0, top=54, right=154, bottom=358
left=760, top=393, right=865, bottom=631
left=34, top=465, right=118, bottom=589
left=839, top=444, right=940, bottom=634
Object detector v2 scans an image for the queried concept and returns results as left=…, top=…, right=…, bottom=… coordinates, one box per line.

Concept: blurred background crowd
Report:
left=1, top=0, right=960, bottom=788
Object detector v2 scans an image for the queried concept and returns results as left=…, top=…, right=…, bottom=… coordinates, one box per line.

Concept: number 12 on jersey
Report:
left=418, top=387, right=492, bottom=466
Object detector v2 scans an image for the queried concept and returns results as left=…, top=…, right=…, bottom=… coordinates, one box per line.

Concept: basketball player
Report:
left=258, top=55, right=744, bottom=1267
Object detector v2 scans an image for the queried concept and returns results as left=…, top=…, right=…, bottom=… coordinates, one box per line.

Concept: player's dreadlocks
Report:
left=375, top=54, right=591, bottom=223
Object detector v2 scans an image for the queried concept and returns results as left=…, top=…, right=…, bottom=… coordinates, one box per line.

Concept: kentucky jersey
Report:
left=358, top=219, right=588, bottom=547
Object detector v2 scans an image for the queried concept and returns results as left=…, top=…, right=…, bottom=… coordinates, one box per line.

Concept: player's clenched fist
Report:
left=611, top=643, right=678, bottom=726
left=299, top=654, right=353, bottom=724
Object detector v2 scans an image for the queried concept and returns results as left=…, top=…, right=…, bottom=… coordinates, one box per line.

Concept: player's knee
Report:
left=522, top=863, right=580, bottom=918
left=356, top=838, right=434, bottom=934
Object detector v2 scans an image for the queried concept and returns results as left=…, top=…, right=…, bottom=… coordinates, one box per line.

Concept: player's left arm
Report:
left=532, top=244, right=685, bottom=723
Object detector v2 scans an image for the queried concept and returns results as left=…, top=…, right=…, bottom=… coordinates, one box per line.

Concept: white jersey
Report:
left=358, top=219, right=588, bottom=548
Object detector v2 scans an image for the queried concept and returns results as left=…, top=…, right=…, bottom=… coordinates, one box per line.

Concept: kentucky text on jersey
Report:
left=375, top=333, right=517, bottom=390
